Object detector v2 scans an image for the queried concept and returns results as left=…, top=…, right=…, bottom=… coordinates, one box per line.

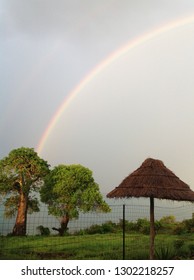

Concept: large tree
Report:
left=40, top=164, right=111, bottom=236
left=0, top=147, right=50, bottom=236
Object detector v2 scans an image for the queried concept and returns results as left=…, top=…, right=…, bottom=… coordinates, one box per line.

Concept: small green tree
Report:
left=40, top=164, right=111, bottom=236
left=0, top=147, right=50, bottom=235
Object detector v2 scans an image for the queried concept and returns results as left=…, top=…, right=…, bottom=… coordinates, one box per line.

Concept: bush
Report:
left=101, top=221, right=117, bottom=233
left=75, top=229, right=87, bottom=235
left=6, top=233, right=14, bottom=237
left=173, top=223, right=187, bottom=235
left=190, top=227, right=194, bottom=233
left=173, top=239, right=185, bottom=250
left=118, top=219, right=137, bottom=232
left=127, top=221, right=138, bottom=231
left=86, top=224, right=105, bottom=234
left=188, top=244, right=194, bottom=255
left=158, top=216, right=177, bottom=233
left=159, top=215, right=176, bottom=224
left=183, top=218, right=194, bottom=232
left=154, top=220, right=162, bottom=232
left=173, top=214, right=194, bottom=235
left=136, top=218, right=150, bottom=234
left=85, top=221, right=118, bottom=234
left=155, top=244, right=176, bottom=260
left=36, top=225, right=50, bottom=236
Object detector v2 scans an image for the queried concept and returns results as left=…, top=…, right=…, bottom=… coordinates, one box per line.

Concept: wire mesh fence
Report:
left=0, top=200, right=194, bottom=259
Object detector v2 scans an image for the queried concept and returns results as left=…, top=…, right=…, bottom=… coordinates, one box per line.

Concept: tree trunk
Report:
left=52, top=214, right=69, bottom=236
left=12, top=192, right=28, bottom=236
left=150, top=197, right=155, bottom=260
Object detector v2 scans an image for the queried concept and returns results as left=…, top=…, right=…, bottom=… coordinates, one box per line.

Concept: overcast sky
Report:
left=1, top=0, right=194, bottom=194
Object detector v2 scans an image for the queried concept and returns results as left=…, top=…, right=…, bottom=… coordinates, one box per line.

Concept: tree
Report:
left=40, top=164, right=111, bottom=236
left=0, top=147, right=50, bottom=236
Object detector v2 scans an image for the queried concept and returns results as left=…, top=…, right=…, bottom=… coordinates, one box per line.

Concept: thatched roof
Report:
left=107, top=158, right=194, bottom=201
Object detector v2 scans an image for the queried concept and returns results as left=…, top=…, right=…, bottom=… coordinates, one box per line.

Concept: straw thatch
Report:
left=107, top=158, right=194, bottom=259
left=107, top=158, right=194, bottom=201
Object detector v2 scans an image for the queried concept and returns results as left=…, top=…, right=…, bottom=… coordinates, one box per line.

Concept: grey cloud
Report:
left=4, top=0, right=89, bottom=37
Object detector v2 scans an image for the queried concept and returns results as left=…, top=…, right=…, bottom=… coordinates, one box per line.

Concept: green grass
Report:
left=1, top=233, right=194, bottom=260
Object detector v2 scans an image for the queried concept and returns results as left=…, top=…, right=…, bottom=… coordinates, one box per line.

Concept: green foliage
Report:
left=0, top=147, right=50, bottom=235
left=0, top=147, right=50, bottom=217
left=173, top=223, right=187, bottom=235
left=155, top=244, right=176, bottom=260
left=1, top=233, right=194, bottom=260
left=136, top=218, right=150, bottom=234
left=84, top=221, right=117, bottom=234
left=157, top=215, right=177, bottom=234
left=154, top=220, right=162, bottom=231
left=159, top=215, right=176, bottom=224
left=40, top=164, right=111, bottom=220
left=118, top=218, right=161, bottom=234
left=0, top=147, right=49, bottom=191
left=36, top=226, right=50, bottom=236
left=173, top=214, right=194, bottom=235
left=101, top=221, right=117, bottom=233
left=188, top=244, right=194, bottom=254
left=173, top=239, right=185, bottom=250
left=85, top=224, right=105, bottom=234
left=125, top=221, right=137, bottom=232
left=27, top=197, right=40, bottom=214
left=118, top=219, right=137, bottom=232
left=182, top=216, right=194, bottom=232
left=3, top=195, right=19, bottom=218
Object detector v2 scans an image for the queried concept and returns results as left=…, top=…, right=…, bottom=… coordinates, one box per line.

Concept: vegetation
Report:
left=0, top=147, right=109, bottom=237
left=1, top=147, right=194, bottom=259
left=0, top=231, right=194, bottom=260
left=0, top=147, right=49, bottom=236
left=1, top=215, right=194, bottom=260
left=36, top=225, right=50, bottom=236
left=40, top=164, right=110, bottom=236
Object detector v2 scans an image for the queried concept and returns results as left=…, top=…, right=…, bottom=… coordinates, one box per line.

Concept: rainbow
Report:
left=36, top=14, right=194, bottom=155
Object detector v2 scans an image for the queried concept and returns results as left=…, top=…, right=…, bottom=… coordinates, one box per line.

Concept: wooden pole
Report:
left=150, top=197, right=155, bottom=260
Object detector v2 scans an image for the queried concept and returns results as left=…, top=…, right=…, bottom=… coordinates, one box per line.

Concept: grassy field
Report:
left=1, top=232, right=194, bottom=260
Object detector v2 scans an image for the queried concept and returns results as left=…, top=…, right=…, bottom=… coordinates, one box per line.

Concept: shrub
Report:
left=173, top=223, right=187, bottom=235
left=6, top=232, right=14, bottom=237
left=155, top=244, right=176, bottom=260
left=158, top=216, right=177, bottom=233
left=36, top=225, right=50, bottom=236
left=183, top=218, right=194, bottom=232
left=154, top=220, right=162, bottom=232
left=86, top=224, right=104, bottom=234
left=101, top=221, right=117, bottom=233
left=128, top=221, right=138, bottom=232
left=173, top=239, right=185, bottom=250
left=75, top=229, right=86, bottom=235
left=188, top=244, right=194, bottom=255
left=159, top=215, right=176, bottom=224
left=173, top=214, right=194, bottom=235
left=190, top=227, right=194, bottom=233
left=136, top=218, right=150, bottom=234
left=118, top=219, right=136, bottom=232
left=85, top=221, right=118, bottom=234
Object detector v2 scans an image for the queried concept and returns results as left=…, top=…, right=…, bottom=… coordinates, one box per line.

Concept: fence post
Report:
left=123, top=204, right=125, bottom=260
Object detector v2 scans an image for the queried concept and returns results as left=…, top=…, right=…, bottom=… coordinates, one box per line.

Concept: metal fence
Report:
left=1, top=201, right=194, bottom=236
left=0, top=201, right=194, bottom=259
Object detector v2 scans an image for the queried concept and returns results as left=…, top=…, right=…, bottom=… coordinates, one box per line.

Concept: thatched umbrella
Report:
left=107, top=158, right=194, bottom=259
